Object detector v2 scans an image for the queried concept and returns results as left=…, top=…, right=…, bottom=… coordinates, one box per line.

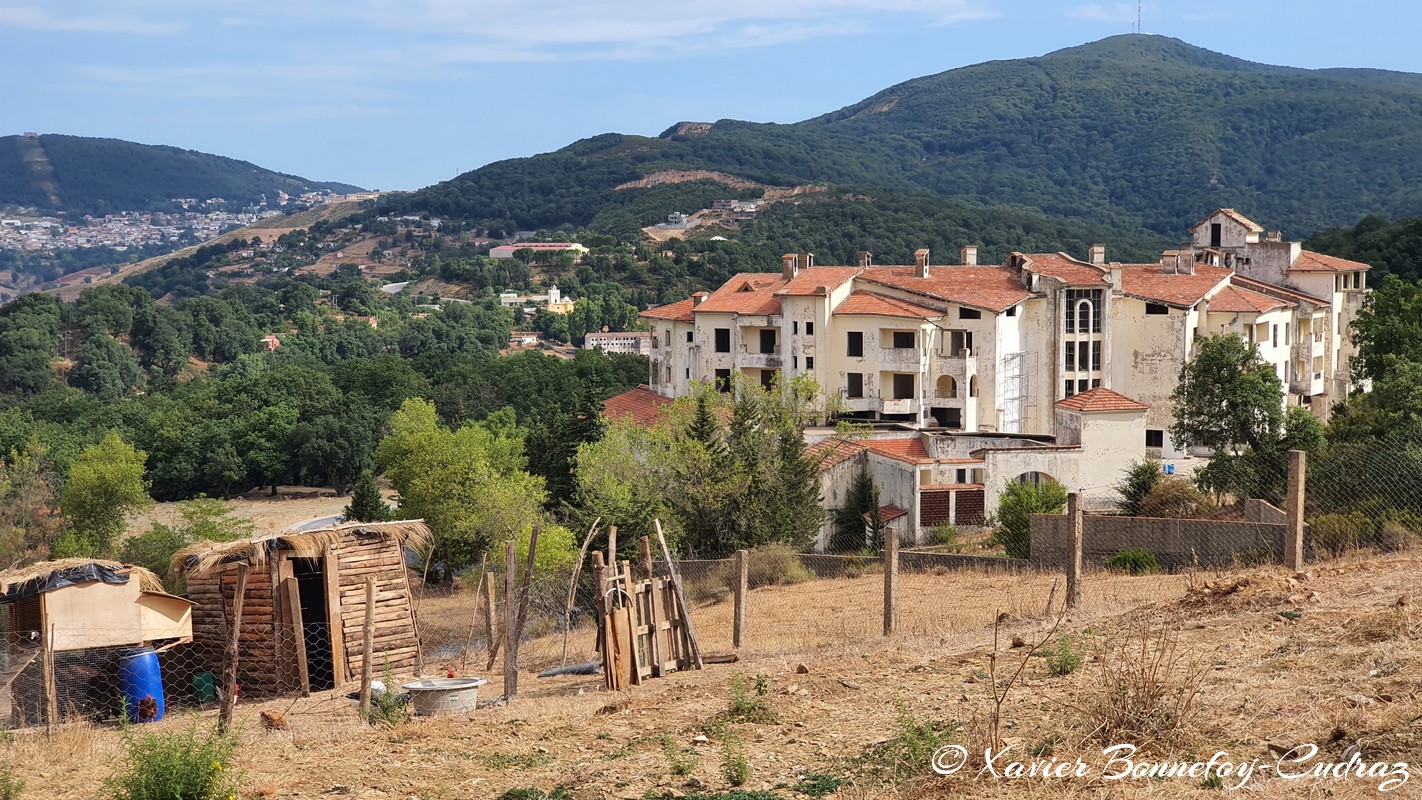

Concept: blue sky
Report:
left=6, top=1, right=1420, bottom=191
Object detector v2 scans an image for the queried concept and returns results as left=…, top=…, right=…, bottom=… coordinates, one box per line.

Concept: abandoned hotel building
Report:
left=622, top=209, right=1371, bottom=549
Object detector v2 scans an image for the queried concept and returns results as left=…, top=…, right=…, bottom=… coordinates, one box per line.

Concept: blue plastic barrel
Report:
left=118, top=647, right=165, bottom=723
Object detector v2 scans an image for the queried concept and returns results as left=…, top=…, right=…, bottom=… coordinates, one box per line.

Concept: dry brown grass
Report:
left=5, top=553, right=1420, bottom=799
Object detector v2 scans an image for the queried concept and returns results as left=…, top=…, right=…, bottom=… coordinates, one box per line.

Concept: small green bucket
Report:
left=193, top=671, right=216, bottom=704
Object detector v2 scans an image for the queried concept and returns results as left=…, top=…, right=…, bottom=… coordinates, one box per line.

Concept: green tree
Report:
left=831, top=466, right=880, bottom=553
left=1170, top=333, right=1283, bottom=455
left=1115, top=460, right=1163, bottom=516
left=70, top=335, right=143, bottom=400
left=343, top=470, right=391, bottom=522
left=121, top=497, right=254, bottom=592
left=0, top=441, right=66, bottom=566
left=56, top=430, right=152, bottom=557
left=991, top=478, right=1067, bottom=559
left=1349, top=274, right=1422, bottom=383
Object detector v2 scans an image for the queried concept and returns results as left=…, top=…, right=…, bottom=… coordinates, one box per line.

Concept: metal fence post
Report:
left=732, top=549, right=748, bottom=648
left=1285, top=449, right=1307, bottom=570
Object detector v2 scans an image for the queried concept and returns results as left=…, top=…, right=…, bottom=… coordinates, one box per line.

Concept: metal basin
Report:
left=400, top=677, right=487, bottom=716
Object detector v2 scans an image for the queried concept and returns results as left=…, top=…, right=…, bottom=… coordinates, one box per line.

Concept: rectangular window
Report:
left=959, top=308, right=981, bottom=320
left=1272, top=324, right=1278, bottom=347
left=892, top=331, right=915, bottom=349
left=892, top=373, right=915, bottom=400
left=1092, top=340, right=1102, bottom=370
left=792, top=355, right=798, bottom=369
left=1247, top=324, right=1255, bottom=344
left=1145, top=429, right=1164, bottom=448
left=1145, top=302, right=1169, bottom=315
left=714, top=368, right=731, bottom=392
left=685, top=367, right=690, bottom=379
left=1005, top=305, right=1017, bottom=317
left=1285, top=323, right=1290, bottom=345
left=805, top=321, right=814, bottom=335
left=948, top=330, right=973, bottom=356
left=760, top=369, right=776, bottom=388
left=759, top=329, right=777, bottom=354
left=1064, top=380, right=1075, bottom=398
left=1064, top=289, right=1103, bottom=333
left=1210, top=222, right=1222, bottom=248
left=664, top=330, right=671, bottom=346
left=714, top=328, right=730, bottom=353
left=847, top=331, right=863, bottom=357
left=956, top=469, right=968, bottom=484
left=1354, top=272, right=1362, bottom=290
left=1064, top=343, right=1075, bottom=372
left=792, top=321, right=799, bottom=335
left=805, top=356, right=814, bottom=370
left=846, top=372, right=864, bottom=398
left=1078, top=379, right=1091, bottom=393
left=686, top=331, right=693, bottom=343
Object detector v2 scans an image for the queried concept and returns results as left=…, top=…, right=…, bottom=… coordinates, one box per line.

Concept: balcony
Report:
left=739, top=344, right=782, bottom=369
left=933, top=348, right=977, bottom=380
left=839, top=389, right=879, bottom=413
left=878, top=347, right=923, bottom=366
left=879, top=398, right=919, bottom=415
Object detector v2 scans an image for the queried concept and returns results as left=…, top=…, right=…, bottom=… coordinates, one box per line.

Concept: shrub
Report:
left=1084, top=624, right=1202, bottom=745
left=362, top=668, right=410, bottom=728
left=719, top=727, right=750, bottom=787
left=1105, top=549, right=1162, bottom=575
left=1137, top=478, right=1214, bottom=518
left=724, top=672, right=778, bottom=724
left=1042, top=633, right=1085, bottom=677
left=856, top=703, right=958, bottom=783
left=661, top=731, right=700, bottom=776
left=0, top=759, right=22, bottom=800
left=1309, top=512, right=1371, bottom=555
left=930, top=523, right=959, bottom=549
left=990, top=478, right=1067, bottom=559
left=1115, top=460, right=1163, bottom=516
left=105, top=720, right=240, bottom=800
left=743, top=544, right=812, bottom=589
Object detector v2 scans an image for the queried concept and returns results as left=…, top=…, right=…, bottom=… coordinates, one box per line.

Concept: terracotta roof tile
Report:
left=1019, top=253, right=1109, bottom=286
left=1289, top=250, right=1371, bottom=273
left=865, top=437, right=931, bottom=463
left=641, top=297, right=695, bottom=322
left=1190, top=208, right=1264, bottom=233
left=1208, top=285, right=1293, bottom=314
left=1230, top=275, right=1330, bottom=306
left=807, top=438, right=868, bottom=473
left=775, top=267, right=861, bottom=296
left=1118, top=263, right=1232, bottom=308
left=1054, top=387, right=1149, bottom=413
left=694, top=273, right=785, bottom=315
left=601, top=385, right=673, bottom=426
left=834, top=291, right=945, bottom=319
left=856, top=265, right=1032, bottom=313
left=868, top=505, right=909, bottom=524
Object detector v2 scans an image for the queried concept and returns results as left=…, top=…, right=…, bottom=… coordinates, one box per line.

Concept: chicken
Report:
left=259, top=710, right=289, bottom=731
left=136, top=695, right=159, bottom=723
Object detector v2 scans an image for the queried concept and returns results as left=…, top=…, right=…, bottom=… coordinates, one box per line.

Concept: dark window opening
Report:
left=292, top=558, right=335, bottom=692
left=792, top=321, right=799, bottom=335
left=715, top=368, right=731, bottom=392
left=759, top=329, right=777, bottom=354
left=846, top=372, right=864, bottom=398
left=1210, top=222, right=1222, bottom=248
left=1146, top=303, right=1169, bottom=315
left=1146, top=429, right=1164, bottom=448
left=685, top=331, right=693, bottom=343
left=948, top=330, right=973, bottom=356
left=891, top=331, right=915, bottom=349
left=959, top=308, right=981, bottom=320
left=805, top=322, right=814, bottom=335
left=892, top=373, right=915, bottom=400
left=1005, top=306, right=1016, bottom=317
left=760, top=369, right=777, bottom=388
left=847, top=331, right=863, bottom=357
left=714, top=328, right=730, bottom=353
left=805, top=356, right=814, bottom=369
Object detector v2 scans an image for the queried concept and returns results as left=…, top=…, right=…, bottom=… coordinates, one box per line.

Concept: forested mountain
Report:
left=0, top=134, right=363, bottom=215
left=1307, top=214, right=1422, bottom=281
left=378, top=35, right=1422, bottom=241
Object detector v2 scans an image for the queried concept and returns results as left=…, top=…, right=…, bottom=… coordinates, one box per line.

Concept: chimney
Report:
left=857, top=250, right=872, bottom=268
left=782, top=253, right=799, bottom=279
left=692, top=291, right=710, bottom=306
left=1088, top=243, right=1106, bottom=265
left=960, top=245, right=978, bottom=266
left=914, top=248, right=931, bottom=278
left=801, top=252, right=815, bottom=270
left=1178, top=243, right=1195, bottom=275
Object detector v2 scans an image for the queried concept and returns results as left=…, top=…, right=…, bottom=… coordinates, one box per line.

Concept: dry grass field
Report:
left=9, top=550, right=1419, bottom=799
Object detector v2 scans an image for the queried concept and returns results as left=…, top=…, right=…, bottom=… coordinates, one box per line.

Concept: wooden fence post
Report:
left=43, top=622, right=56, bottom=736
left=358, top=576, right=375, bottom=715
left=654, top=519, right=703, bottom=669
left=1066, top=492, right=1083, bottom=610
left=732, top=549, right=748, bottom=648
left=640, top=536, right=656, bottom=580
left=503, top=540, right=519, bottom=701
left=883, top=529, right=898, bottom=636
left=219, top=564, right=249, bottom=733
left=1285, top=449, right=1307, bottom=570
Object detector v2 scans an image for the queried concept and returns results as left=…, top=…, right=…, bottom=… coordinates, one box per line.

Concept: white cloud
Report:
left=0, top=5, right=182, bottom=34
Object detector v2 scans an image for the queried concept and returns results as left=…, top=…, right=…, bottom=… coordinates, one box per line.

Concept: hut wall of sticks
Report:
left=174, top=520, right=431, bottom=698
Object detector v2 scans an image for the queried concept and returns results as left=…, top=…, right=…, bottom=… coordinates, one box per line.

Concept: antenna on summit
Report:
left=1135, top=0, right=1142, bottom=33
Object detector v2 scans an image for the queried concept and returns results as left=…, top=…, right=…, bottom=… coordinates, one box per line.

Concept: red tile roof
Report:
left=1207, top=285, right=1293, bottom=314
left=857, top=266, right=1032, bottom=313
left=601, top=385, right=673, bottom=426
left=865, top=437, right=931, bottom=463
left=1289, top=250, right=1371, bottom=273
left=694, top=273, right=785, bottom=315
left=775, top=267, right=862, bottom=296
left=834, top=291, right=945, bottom=319
left=1190, top=208, right=1264, bottom=233
left=641, top=297, right=696, bottom=322
left=1230, top=275, right=1330, bottom=306
left=807, top=438, right=868, bottom=473
left=1118, top=263, right=1232, bottom=308
left=1054, top=387, right=1149, bottom=413
left=1019, top=253, right=1109, bottom=286
left=868, top=505, right=909, bottom=524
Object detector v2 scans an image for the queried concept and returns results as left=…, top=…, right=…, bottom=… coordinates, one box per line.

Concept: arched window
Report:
left=969, top=375, right=979, bottom=397
left=935, top=375, right=957, bottom=398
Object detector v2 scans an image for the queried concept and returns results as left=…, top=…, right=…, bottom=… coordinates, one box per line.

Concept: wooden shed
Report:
left=0, top=559, right=194, bottom=725
left=175, top=519, right=430, bottom=697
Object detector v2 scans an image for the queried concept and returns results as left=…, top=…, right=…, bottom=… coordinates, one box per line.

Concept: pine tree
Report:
left=768, top=426, right=825, bottom=550
left=343, top=470, right=390, bottom=522
left=685, top=391, right=728, bottom=464
left=830, top=466, right=880, bottom=553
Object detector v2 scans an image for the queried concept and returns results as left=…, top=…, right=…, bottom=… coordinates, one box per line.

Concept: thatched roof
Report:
left=173, top=519, right=432, bottom=577
left=0, top=558, right=164, bottom=599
